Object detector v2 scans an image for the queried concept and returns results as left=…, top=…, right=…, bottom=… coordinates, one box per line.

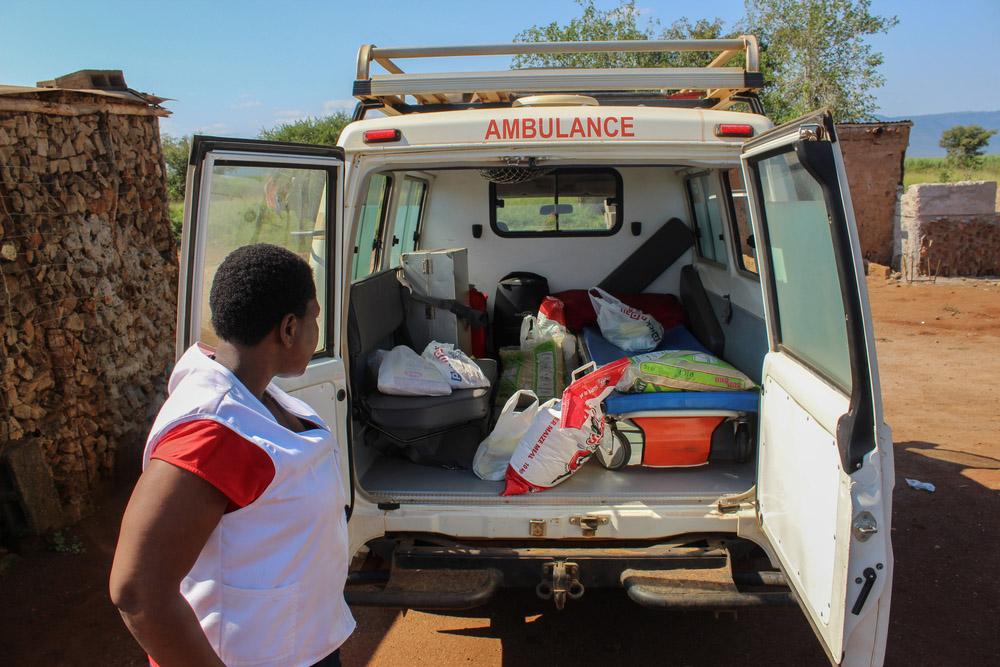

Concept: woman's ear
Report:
left=278, top=313, right=298, bottom=348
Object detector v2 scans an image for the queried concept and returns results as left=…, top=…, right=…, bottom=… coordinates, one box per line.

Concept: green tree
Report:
left=258, top=112, right=352, bottom=146
left=939, top=125, right=997, bottom=170
left=513, top=0, right=729, bottom=69
left=513, top=0, right=898, bottom=123
left=161, top=134, right=191, bottom=202
left=743, top=0, right=898, bottom=122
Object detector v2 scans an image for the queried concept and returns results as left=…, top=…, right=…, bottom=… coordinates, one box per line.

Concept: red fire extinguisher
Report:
left=469, top=285, right=488, bottom=358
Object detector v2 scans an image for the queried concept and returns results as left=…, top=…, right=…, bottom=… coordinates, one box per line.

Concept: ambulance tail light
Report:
left=363, top=129, right=401, bottom=144
left=715, top=124, right=755, bottom=138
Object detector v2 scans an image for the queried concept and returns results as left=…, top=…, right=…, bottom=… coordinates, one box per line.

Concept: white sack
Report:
left=377, top=345, right=453, bottom=396
left=588, top=287, right=664, bottom=353
left=422, top=341, right=490, bottom=389
left=472, top=390, right=539, bottom=481
left=501, top=398, right=608, bottom=495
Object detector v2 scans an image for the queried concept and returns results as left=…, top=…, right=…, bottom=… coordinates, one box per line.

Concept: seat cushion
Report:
left=583, top=324, right=709, bottom=365
left=603, top=390, right=759, bottom=414
left=366, top=359, right=497, bottom=434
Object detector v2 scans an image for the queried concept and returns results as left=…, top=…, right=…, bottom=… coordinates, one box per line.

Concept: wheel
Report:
left=596, top=422, right=631, bottom=470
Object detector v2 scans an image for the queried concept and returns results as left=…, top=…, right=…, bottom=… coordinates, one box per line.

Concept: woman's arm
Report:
left=110, top=460, right=229, bottom=667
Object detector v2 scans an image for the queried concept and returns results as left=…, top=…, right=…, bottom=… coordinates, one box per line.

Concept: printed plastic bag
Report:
left=589, top=287, right=664, bottom=352
left=472, top=390, right=539, bottom=481
left=560, top=358, right=631, bottom=429
left=377, top=345, right=453, bottom=396
left=502, top=360, right=629, bottom=496
left=496, top=340, right=566, bottom=405
left=617, top=350, right=756, bottom=393
left=422, top=341, right=490, bottom=390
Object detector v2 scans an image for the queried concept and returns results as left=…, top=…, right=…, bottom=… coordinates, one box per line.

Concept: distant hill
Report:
left=877, top=110, right=1000, bottom=157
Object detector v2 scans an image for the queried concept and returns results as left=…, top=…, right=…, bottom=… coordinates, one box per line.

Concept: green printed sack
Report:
left=496, top=340, right=567, bottom=406
left=617, top=350, right=756, bottom=393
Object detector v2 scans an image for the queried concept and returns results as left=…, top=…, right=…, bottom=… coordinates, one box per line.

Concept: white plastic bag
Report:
left=588, top=287, right=663, bottom=353
left=377, top=345, right=453, bottom=396
left=472, top=390, right=539, bottom=481
left=421, top=341, right=490, bottom=389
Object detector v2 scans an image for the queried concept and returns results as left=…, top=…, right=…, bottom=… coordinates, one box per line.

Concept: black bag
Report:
left=493, top=271, right=549, bottom=350
left=365, top=419, right=487, bottom=469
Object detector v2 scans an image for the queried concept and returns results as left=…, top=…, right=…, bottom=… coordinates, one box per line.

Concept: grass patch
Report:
left=903, top=155, right=1000, bottom=188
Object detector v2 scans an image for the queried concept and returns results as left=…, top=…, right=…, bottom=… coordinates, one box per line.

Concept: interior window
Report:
left=490, top=168, right=621, bottom=236
left=726, top=168, right=758, bottom=276
left=687, top=172, right=728, bottom=265
left=352, top=174, right=391, bottom=281
left=199, top=163, right=330, bottom=350
left=389, top=177, right=427, bottom=267
left=754, top=149, right=851, bottom=390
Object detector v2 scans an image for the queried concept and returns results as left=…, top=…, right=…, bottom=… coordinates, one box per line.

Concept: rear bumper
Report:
left=345, top=535, right=795, bottom=611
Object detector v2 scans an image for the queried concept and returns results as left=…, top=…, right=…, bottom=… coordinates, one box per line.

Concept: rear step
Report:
left=621, top=568, right=795, bottom=609
left=346, top=567, right=502, bottom=610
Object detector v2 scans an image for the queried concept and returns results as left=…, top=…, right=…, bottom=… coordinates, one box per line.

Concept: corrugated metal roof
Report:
left=0, top=84, right=168, bottom=108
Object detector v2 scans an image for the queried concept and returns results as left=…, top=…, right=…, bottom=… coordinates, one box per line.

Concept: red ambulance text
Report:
left=484, top=116, right=635, bottom=141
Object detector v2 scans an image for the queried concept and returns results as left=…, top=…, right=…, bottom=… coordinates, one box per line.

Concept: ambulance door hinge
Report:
left=716, top=487, right=756, bottom=514
left=717, top=499, right=743, bottom=514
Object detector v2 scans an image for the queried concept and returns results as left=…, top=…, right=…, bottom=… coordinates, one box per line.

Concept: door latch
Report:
left=569, top=514, right=609, bottom=537
left=852, top=511, right=878, bottom=541
left=799, top=123, right=825, bottom=141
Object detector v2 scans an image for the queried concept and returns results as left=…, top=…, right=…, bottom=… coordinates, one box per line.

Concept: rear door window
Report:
left=352, top=174, right=391, bottom=281
left=196, top=162, right=332, bottom=350
left=490, top=168, right=621, bottom=236
left=754, top=149, right=851, bottom=390
left=686, top=172, right=728, bottom=265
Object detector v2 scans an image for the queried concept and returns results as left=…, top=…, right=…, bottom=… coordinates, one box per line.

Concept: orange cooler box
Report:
left=603, top=414, right=754, bottom=469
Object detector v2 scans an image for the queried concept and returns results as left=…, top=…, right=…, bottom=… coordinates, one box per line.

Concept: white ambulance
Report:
left=179, top=38, right=894, bottom=665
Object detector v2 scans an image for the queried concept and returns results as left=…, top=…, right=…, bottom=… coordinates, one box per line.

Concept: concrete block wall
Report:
left=900, top=181, right=1000, bottom=277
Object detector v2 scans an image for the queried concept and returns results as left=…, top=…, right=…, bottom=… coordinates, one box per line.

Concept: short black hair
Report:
left=209, top=244, right=316, bottom=346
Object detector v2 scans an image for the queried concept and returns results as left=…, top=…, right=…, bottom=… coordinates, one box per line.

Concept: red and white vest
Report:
left=143, top=345, right=355, bottom=666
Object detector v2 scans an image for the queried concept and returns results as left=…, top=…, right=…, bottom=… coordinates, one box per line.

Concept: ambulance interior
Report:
left=347, top=163, right=769, bottom=504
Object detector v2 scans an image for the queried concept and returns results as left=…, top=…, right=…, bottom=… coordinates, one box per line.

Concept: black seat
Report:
left=347, top=269, right=495, bottom=443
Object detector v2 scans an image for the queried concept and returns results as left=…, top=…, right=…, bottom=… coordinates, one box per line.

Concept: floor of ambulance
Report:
left=359, top=457, right=755, bottom=504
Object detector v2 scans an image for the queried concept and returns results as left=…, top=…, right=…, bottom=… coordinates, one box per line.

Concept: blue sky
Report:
left=2, top=0, right=998, bottom=137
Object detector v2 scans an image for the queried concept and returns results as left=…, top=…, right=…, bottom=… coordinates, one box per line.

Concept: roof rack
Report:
left=353, top=37, right=762, bottom=116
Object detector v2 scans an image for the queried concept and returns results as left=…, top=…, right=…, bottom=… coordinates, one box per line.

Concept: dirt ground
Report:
left=2, top=276, right=998, bottom=666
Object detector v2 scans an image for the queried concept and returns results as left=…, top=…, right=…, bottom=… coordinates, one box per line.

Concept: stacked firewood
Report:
left=0, top=95, right=177, bottom=520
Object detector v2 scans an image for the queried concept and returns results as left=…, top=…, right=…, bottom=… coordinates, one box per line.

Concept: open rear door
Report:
left=178, top=136, right=352, bottom=513
left=741, top=112, right=894, bottom=665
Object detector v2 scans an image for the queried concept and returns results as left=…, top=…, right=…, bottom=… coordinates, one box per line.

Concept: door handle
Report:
left=850, top=567, right=877, bottom=615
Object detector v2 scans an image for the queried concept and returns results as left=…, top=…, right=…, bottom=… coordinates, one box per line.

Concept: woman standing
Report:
left=110, top=244, right=354, bottom=666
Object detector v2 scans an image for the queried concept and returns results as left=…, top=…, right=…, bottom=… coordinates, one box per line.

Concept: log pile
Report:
left=0, top=90, right=177, bottom=521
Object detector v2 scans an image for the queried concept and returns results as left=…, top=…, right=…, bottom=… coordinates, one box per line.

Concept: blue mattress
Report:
left=582, top=325, right=760, bottom=414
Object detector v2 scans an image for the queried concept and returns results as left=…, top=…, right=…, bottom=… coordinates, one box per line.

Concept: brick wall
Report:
left=836, top=122, right=912, bottom=266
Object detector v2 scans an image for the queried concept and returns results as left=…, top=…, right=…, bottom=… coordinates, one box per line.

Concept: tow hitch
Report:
left=536, top=561, right=585, bottom=610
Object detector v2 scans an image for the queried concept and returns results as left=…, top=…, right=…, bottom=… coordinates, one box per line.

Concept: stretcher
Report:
left=581, top=324, right=758, bottom=468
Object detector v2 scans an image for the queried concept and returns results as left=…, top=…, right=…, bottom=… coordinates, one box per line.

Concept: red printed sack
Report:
left=502, top=359, right=629, bottom=495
